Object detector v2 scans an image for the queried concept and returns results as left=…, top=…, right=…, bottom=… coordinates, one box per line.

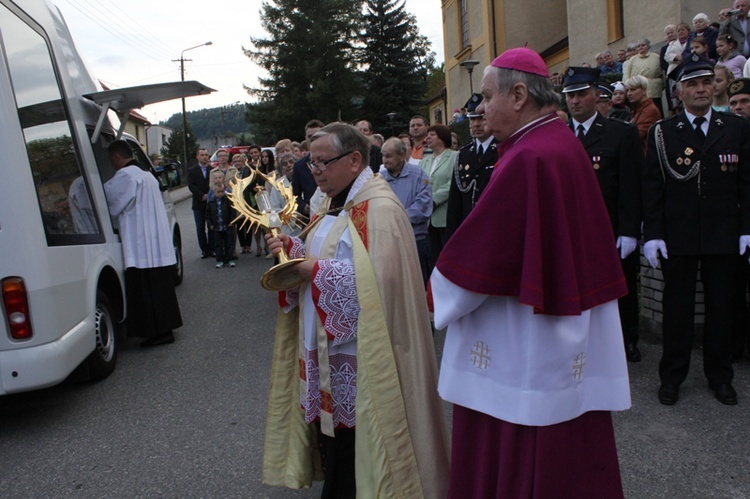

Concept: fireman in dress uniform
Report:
left=728, top=78, right=750, bottom=361
left=446, top=93, right=499, bottom=239
left=643, top=54, right=750, bottom=406
left=563, top=66, right=644, bottom=363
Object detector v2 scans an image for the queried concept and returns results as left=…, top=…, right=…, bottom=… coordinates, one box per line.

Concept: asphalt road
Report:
left=1, top=191, right=749, bottom=498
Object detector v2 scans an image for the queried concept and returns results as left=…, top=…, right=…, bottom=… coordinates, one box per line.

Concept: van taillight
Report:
left=2, top=277, right=32, bottom=340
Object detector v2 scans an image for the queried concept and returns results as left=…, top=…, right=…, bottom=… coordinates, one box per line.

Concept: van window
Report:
left=0, top=5, right=103, bottom=245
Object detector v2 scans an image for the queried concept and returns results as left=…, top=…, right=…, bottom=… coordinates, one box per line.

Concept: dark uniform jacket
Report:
left=643, top=110, right=750, bottom=255
left=446, top=139, right=499, bottom=238
left=187, top=164, right=211, bottom=211
left=570, top=113, right=642, bottom=238
left=292, top=153, right=317, bottom=215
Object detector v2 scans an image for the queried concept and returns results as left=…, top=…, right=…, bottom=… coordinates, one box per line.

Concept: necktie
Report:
left=693, top=116, right=706, bottom=141
left=576, top=124, right=586, bottom=141
left=477, top=143, right=484, bottom=157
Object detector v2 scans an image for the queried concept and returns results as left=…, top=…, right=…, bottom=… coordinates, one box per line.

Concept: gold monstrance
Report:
left=228, top=168, right=307, bottom=291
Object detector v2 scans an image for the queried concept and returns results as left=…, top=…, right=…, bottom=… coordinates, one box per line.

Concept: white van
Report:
left=0, top=0, right=213, bottom=394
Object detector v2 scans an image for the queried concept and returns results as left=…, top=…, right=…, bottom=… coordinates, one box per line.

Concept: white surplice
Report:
left=104, top=165, right=175, bottom=269
left=433, top=268, right=631, bottom=427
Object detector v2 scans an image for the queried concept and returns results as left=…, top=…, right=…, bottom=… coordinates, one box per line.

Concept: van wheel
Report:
left=173, top=233, right=184, bottom=286
left=86, top=290, right=117, bottom=380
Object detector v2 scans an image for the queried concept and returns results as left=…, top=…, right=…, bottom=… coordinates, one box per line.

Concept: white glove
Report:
left=616, top=236, right=638, bottom=260
left=643, top=239, right=667, bottom=268
left=740, top=235, right=750, bottom=255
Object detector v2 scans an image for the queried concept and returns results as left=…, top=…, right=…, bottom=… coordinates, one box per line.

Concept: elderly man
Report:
left=564, top=67, right=644, bottom=362
left=379, top=137, right=433, bottom=284
left=643, top=55, right=750, bottom=406
left=263, top=123, right=449, bottom=497
left=446, top=93, right=498, bottom=238
left=600, top=49, right=624, bottom=74
left=721, top=0, right=750, bottom=57
left=104, top=140, right=182, bottom=347
left=432, top=48, right=631, bottom=497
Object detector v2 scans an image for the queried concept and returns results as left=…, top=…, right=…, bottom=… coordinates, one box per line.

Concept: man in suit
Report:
left=291, top=119, right=324, bottom=217
left=564, top=66, right=644, bottom=363
left=446, top=93, right=499, bottom=239
left=419, top=124, right=458, bottom=272
left=720, top=0, right=750, bottom=57
left=643, top=54, right=750, bottom=406
left=187, top=148, right=212, bottom=258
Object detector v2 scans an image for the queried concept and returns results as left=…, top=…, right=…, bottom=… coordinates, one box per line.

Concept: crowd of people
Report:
left=166, top=7, right=750, bottom=496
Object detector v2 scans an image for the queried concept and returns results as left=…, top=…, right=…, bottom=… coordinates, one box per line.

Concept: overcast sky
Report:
left=53, top=0, right=445, bottom=124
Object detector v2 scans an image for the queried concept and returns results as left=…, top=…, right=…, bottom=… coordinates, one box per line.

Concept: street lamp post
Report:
left=459, top=59, right=480, bottom=96
left=176, top=41, right=212, bottom=174
left=386, top=112, right=398, bottom=138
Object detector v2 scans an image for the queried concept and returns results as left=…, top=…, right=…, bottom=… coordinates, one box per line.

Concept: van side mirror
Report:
left=164, top=163, right=181, bottom=187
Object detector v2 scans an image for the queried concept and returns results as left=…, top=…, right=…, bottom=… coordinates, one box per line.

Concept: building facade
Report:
left=442, top=0, right=721, bottom=115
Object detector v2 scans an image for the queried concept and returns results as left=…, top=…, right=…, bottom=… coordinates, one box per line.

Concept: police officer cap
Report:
left=465, top=93, right=484, bottom=118
left=728, top=78, right=750, bottom=97
left=562, top=66, right=601, bottom=93
left=668, top=53, right=715, bottom=82
left=597, top=85, right=613, bottom=100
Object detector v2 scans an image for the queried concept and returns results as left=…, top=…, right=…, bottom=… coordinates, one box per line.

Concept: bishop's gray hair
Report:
left=484, top=65, right=560, bottom=109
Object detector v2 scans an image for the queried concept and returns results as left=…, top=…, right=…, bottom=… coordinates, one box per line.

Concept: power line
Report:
left=63, top=0, right=174, bottom=63
left=94, top=0, right=179, bottom=59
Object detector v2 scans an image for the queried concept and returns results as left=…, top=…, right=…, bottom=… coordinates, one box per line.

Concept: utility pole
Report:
left=174, top=41, right=212, bottom=175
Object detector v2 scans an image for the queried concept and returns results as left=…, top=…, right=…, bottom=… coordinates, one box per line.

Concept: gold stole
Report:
left=305, top=201, right=423, bottom=496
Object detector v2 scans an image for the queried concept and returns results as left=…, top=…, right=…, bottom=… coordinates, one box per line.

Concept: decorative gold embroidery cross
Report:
left=572, top=352, right=586, bottom=381
left=470, top=341, right=491, bottom=370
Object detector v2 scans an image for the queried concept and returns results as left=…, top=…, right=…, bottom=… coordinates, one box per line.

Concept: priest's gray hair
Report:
left=484, top=65, right=560, bottom=109
left=312, top=122, right=371, bottom=167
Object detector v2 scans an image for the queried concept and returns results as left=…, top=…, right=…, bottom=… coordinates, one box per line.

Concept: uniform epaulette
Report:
left=655, top=114, right=678, bottom=126
left=459, top=142, right=474, bottom=151
left=606, top=116, right=632, bottom=126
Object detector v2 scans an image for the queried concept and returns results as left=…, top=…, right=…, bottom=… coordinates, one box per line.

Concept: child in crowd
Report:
left=206, top=182, right=236, bottom=268
left=690, top=37, right=714, bottom=62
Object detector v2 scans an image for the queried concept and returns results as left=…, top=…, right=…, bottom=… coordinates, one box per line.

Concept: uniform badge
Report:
left=685, top=147, right=693, bottom=156
left=592, top=156, right=601, bottom=170
left=676, top=157, right=683, bottom=166
left=684, top=158, right=692, bottom=166
left=464, top=164, right=470, bottom=171
left=722, top=164, right=728, bottom=172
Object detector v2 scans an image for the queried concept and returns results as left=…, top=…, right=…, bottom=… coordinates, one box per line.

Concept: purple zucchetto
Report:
left=490, top=47, right=549, bottom=78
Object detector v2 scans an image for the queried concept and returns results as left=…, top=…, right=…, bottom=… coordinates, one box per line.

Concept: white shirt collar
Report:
left=684, top=108, right=712, bottom=134
left=572, top=112, right=598, bottom=136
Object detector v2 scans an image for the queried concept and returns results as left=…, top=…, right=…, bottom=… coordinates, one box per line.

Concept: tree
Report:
left=160, top=122, right=199, bottom=173
left=243, top=0, right=364, bottom=140
left=359, top=0, right=433, bottom=136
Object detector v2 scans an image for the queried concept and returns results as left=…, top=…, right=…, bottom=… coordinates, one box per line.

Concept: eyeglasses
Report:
left=307, top=151, right=354, bottom=172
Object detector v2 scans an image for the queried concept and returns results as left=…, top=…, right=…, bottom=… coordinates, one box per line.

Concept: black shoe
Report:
left=658, top=383, right=679, bottom=405
left=201, top=253, right=209, bottom=259
left=140, top=332, right=175, bottom=348
left=709, top=383, right=738, bottom=405
left=625, top=343, right=641, bottom=362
